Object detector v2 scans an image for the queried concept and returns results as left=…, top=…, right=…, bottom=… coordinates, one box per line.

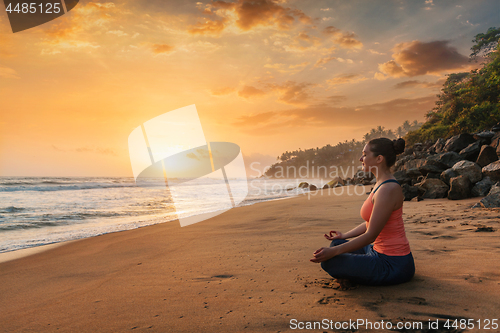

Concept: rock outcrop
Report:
left=391, top=128, right=500, bottom=207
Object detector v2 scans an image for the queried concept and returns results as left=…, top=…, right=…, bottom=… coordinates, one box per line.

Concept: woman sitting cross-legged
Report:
left=310, top=137, right=415, bottom=286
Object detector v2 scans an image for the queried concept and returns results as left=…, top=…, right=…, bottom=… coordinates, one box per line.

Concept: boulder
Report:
left=443, top=134, right=476, bottom=153
left=429, top=138, right=446, bottom=154
left=425, top=172, right=441, bottom=179
left=404, top=158, right=426, bottom=170
left=427, top=152, right=464, bottom=168
left=413, top=150, right=427, bottom=159
left=471, top=177, right=494, bottom=197
left=354, top=171, right=374, bottom=185
left=309, top=184, right=317, bottom=191
left=476, top=145, right=499, bottom=167
left=401, top=183, right=421, bottom=201
left=411, top=179, right=421, bottom=186
left=451, top=160, right=482, bottom=183
left=416, top=178, right=449, bottom=199
left=298, top=182, right=309, bottom=188
left=362, top=179, right=373, bottom=185
left=423, top=140, right=435, bottom=152
left=441, top=168, right=459, bottom=186
left=492, top=122, right=500, bottom=132
left=394, top=170, right=411, bottom=185
left=327, top=176, right=344, bottom=187
left=488, top=182, right=500, bottom=196
left=482, top=160, right=500, bottom=182
left=459, top=141, right=482, bottom=162
left=448, top=175, right=471, bottom=200
left=355, top=171, right=374, bottom=180
left=394, top=159, right=404, bottom=170
left=403, top=147, right=414, bottom=156
left=490, top=131, right=500, bottom=151
left=480, top=193, right=500, bottom=208
left=418, top=159, right=448, bottom=175
left=473, top=130, right=495, bottom=144
left=395, top=155, right=414, bottom=171
left=406, top=168, right=422, bottom=178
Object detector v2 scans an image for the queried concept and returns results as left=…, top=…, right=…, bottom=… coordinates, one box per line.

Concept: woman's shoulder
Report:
left=372, top=180, right=404, bottom=208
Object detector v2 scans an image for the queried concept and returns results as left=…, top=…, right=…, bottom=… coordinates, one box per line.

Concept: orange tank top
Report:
left=360, top=180, right=411, bottom=256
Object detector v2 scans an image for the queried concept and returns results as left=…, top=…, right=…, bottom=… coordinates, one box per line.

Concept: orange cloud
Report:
left=232, top=95, right=437, bottom=134
left=40, top=2, right=119, bottom=53
left=326, top=95, right=347, bottom=103
left=264, top=62, right=309, bottom=73
left=151, top=44, right=175, bottom=54
left=188, top=18, right=227, bottom=36
left=233, top=0, right=312, bottom=30
left=378, top=40, right=469, bottom=77
left=232, top=111, right=276, bottom=127
left=238, top=85, right=266, bottom=98
left=335, top=32, right=363, bottom=49
left=323, top=26, right=363, bottom=50
left=270, top=81, right=313, bottom=105
left=326, top=73, right=367, bottom=86
left=314, top=56, right=337, bottom=68
left=394, top=79, right=445, bottom=89
left=191, top=0, right=312, bottom=36
left=286, top=31, right=322, bottom=51
left=236, top=80, right=313, bottom=105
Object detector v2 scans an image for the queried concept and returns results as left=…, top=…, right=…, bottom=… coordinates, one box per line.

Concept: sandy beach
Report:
left=1, top=185, right=499, bottom=332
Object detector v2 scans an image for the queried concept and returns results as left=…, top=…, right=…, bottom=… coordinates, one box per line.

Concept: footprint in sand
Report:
left=303, top=278, right=358, bottom=290
left=317, top=296, right=343, bottom=305
left=463, top=274, right=483, bottom=283
left=431, top=235, right=457, bottom=240
left=191, top=274, right=234, bottom=282
left=397, top=296, right=427, bottom=305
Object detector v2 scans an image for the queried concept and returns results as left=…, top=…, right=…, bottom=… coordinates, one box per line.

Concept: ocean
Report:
left=0, top=177, right=331, bottom=253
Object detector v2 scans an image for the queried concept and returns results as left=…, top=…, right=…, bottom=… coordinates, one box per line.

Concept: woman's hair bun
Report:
left=392, top=138, right=405, bottom=155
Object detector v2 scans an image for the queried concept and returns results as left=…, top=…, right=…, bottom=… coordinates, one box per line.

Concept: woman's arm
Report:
left=324, top=222, right=367, bottom=241
left=341, top=222, right=367, bottom=239
left=311, top=185, right=398, bottom=262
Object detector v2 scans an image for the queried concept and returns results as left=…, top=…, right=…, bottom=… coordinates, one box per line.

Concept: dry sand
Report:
left=1, top=185, right=499, bottom=332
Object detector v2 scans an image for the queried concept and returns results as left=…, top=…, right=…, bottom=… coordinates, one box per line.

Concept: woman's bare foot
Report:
left=335, top=278, right=358, bottom=290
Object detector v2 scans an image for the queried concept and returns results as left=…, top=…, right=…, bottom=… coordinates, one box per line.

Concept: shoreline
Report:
left=0, top=189, right=308, bottom=263
left=0, top=184, right=365, bottom=262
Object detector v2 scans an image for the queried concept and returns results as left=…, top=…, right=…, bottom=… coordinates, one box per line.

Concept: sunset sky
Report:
left=0, top=0, right=499, bottom=177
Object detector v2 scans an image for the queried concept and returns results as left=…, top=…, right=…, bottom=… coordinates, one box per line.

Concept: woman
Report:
left=310, top=138, right=415, bottom=286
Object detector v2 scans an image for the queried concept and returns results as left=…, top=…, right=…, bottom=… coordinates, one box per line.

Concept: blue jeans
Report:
left=320, top=239, right=415, bottom=286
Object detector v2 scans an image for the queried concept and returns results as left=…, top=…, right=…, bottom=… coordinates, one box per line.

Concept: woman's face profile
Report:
left=359, top=144, right=377, bottom=172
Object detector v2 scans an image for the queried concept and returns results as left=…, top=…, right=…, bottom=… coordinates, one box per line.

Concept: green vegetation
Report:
left=405, top=27, right=500, bottom=145
left=265, top=120, right=421, bottom=178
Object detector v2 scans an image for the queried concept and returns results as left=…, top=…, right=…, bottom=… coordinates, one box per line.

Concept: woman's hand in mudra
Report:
left=309, top=247, right=337, bottom=263
left=324, top=230, right=343, bottom=241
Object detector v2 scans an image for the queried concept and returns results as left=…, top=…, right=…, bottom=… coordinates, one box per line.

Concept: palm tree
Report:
left=396, top=126, right=404, bottom=138
left=402, top=120, right=411, bottom=132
